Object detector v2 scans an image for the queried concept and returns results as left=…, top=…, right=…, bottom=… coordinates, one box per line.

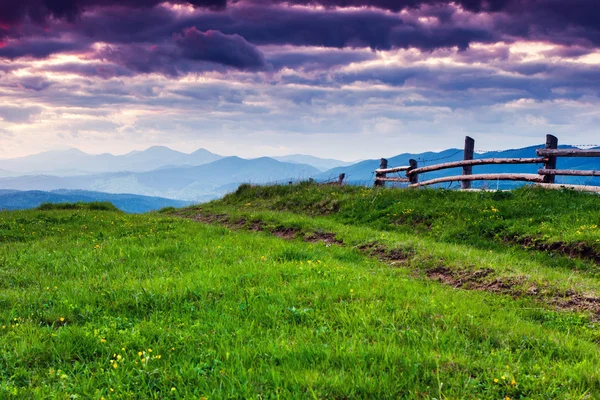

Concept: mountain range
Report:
left=0, top=147, right=351, bottom=175
left=0, top=156, right=321, bottom=201
left=0, top=144, right=598, bottom=208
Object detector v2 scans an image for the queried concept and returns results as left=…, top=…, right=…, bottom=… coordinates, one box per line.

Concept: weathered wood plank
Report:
left=377, top=177, right=410, bottom=183
left=536, top=149, right=600, bottom=157
left=462, top=136, right=475, bottom=190
left=408, top=159, right=418, bottom=184
left=409, top=173, right=544, bottom=188
left=407, top=158, right=546, bottom=175
left=374, top=158, right=388, bottom=187
left=375, top=165, right=410, bottom=174
left=535, top=183, right=600, bottom=194
left=542, top=135, right=558, bottom=184
left=539, top=169, right=600, bottom=177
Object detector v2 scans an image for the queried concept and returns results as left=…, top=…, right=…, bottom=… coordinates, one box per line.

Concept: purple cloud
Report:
left=175, top=28, right=266, bottom=69
left=96, top=28, right=267, bottom=76
left=0, top=0, right=225, bottom=25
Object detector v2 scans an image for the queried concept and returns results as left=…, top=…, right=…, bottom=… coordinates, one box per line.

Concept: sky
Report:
left=0, top=0, right=599, bottom=161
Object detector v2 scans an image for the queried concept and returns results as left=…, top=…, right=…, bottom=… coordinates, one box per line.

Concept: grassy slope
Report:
left=182, top=184, right=600, bottom=302
left=0, top=190, right=599, bottom=398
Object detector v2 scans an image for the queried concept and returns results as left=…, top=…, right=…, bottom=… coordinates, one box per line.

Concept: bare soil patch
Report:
left=519, top=237, right=600, bottom=264
left=272, top=227, right=299, bottom=240
left=358, top=243, right=411, bottom=265
left=304, top=232, right=343, bottom=246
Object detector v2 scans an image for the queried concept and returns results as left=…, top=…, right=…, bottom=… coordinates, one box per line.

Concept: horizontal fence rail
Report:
left=376, top=177, right=410, bottom=183
left=409, top=173, right=544, bottom=188
left=375, top=165, right=410, bottom=174
left=408, top=157, right=547, bottom=176
left=539, top=169, right=600, bottom=177
left=537, top=149, right=600, bottom=157
left=371, top=135, right=600, bottom=193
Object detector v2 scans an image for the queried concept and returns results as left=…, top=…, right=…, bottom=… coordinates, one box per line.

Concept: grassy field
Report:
left=1, top=187, right=600, bottom=398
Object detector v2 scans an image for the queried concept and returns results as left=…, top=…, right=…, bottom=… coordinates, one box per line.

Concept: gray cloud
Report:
left=0, top=106, right=44, bottom=123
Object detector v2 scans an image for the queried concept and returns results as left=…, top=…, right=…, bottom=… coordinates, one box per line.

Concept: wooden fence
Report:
left=373, top=135, right=600, bottom=193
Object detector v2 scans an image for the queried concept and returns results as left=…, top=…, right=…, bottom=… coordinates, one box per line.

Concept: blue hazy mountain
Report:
left=0, top=147, right=356, bottom=176
left=0, top=189, right=191, bottom=213
left=1, top=145, right=598, bottom=201
left=272, top=154, right=355, bottom=171
left=0, top=157, right=321, bottom=201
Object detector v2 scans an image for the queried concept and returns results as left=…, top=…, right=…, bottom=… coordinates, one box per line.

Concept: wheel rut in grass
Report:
left=517, top=237, right=600, bottom=264
left=182, top=210, right=600, bottom=319
left=187, top=211, right=342, bottom=246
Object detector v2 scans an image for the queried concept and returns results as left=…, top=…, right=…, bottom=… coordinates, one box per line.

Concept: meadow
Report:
left=1, top=186, right=600, bottom=398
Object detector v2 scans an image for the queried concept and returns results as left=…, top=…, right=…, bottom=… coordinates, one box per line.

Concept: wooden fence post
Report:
left=375, top=158, right=388, bottom=187
left=543, top=135, right=558, bottom=184
left=408, top=159, right=418, bottom=185
left=462, top=136, right=475, bottom=189
left=338, top=173, right=346, bottom=185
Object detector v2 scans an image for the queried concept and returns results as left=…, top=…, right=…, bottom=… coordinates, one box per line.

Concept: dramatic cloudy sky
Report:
left=0, top=0, right=599, bottom=159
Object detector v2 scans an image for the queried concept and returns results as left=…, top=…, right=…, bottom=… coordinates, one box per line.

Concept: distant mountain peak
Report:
left=142, top=146, right=181, bottom=153
left=191, top=148, right=216, bottom=155
left=64, top=148, right=87, bottom=154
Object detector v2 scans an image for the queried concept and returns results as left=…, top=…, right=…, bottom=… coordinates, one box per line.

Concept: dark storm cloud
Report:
left=1, top=0, right=598, bottom=76
left=242, top=0, right=600, bottom=47
left=97, top=28, right=267, bottom=76
left=0, top=0, right=225, bottom=25
left=175, top=28, right=266, bottom=69
left=0, top=38, right=83, bottom=59
left=237, top=0, right=512, bottom=12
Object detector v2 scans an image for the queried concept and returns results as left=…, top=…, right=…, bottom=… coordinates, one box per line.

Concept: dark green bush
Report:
left=37, top=202, right=120, bottom=212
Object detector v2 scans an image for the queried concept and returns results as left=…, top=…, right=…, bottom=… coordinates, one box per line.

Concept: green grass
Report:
left=216, top=183, right=600, bottom=253
left=1, top=186, right=600, bottom=398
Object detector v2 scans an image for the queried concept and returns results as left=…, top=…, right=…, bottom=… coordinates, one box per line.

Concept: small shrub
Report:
left=37, top=202, right=120, bottom=212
